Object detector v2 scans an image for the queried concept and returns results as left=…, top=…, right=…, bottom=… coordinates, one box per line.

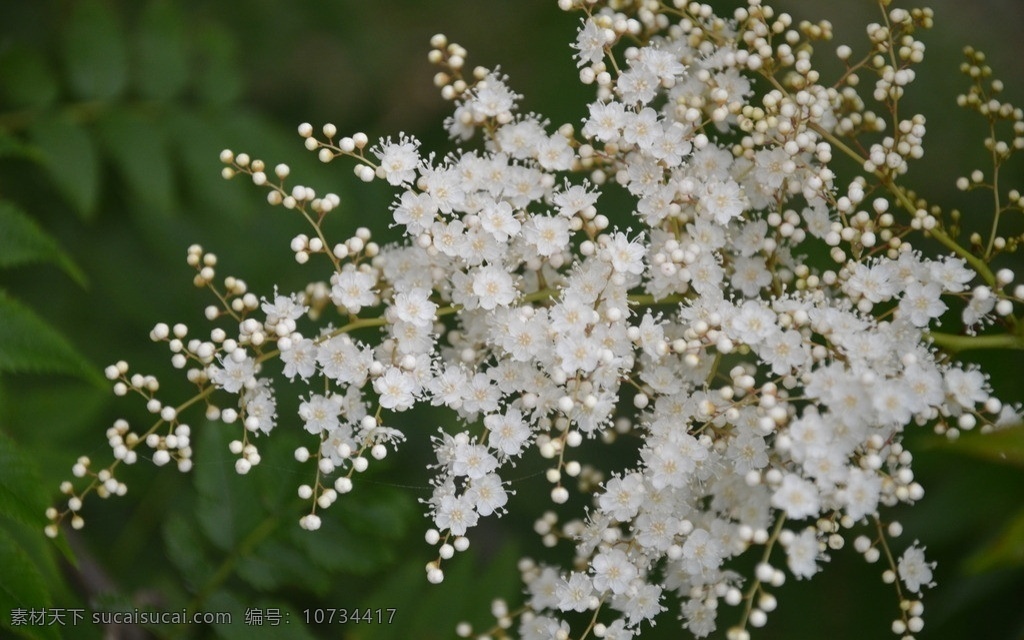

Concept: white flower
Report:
left=209, top=355, right=256, bottom=393
left=555, top=331, right=602, bottom=374
left=898, top=282, right=947, bottom=327
left=681, top=528, right=726, bottom=575
left=485, top=408, right=531, bottom=457
left=496, top=118, right=546, bottom=160
left=771, top=473, right=821, bottom=520
left=536, top=133, right=574, bottom=171
left=451, top=441, right=499, bottom=479
left=944, top=366, right=989, bottom=409
left=478, top=200, right=521, bottom=242
left=785, top=528, right=822, bottom=579
left=700, top=177, right=746, bottom=225
left=392, top=287, right=437, bottom=327
left=573, top=18, right=610, bottom=67
left=898, top=543, right=936, bottom=593
left=468, top=72, right=519, bottom=118
left=519, top=616, right=570, bottom=640
left=617, top=66, right=660, bottom=105
left=240, top=380, right=276, bottom=435
left=598, top=472, right=646, bottom=522
left=615, top=581, right=665, bottom=627
left=730, top=255, right=773, bottom=298
left=556, top=572, right=595, bottom=612
left=373, top=366, right=417, bottom=411
left=392, top=189, right=437, bottom=234
left=317, top=335, right=371, bottom=386
left=262, top=291, right=307, bottom=328
left=464, top=473, right=508, bottom=517
left=471, top=265, right=516, bottom=310
left=527, top=566, right=562, bottom=610
left=373, top=134, right=420, bottom=186
left=681, top=598, right=718, bottom=638
left=434, top=492, right=479, bottom=536
left=583, top=101, right=626, bottom=143
left=298, top=393, right=341, bottom=435
left=330, top=268, right=377, bottom=313
left=604, top=232, right=646, bottom=275
left=592, top=548, right=638, bottom=595
left=523, top=215, right=571, bottom=256
left=621, top=107, right=660, bottom=148
left=841, top=468, right=882, bottom=521
left=280, top=337, right=317, bottom=380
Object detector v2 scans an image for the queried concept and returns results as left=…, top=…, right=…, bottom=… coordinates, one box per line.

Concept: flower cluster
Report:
left=50, top=0, right=1024, bottom=638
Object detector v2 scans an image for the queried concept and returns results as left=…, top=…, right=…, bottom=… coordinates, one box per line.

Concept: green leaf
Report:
left=0, top=526, right=59, bottom=640
left=0, top=202, right=87, bottom=286
left=0, top=292, right=99, bottom=383
left=28, top=116, right=101, bottom=220
left=203, top=593, right=318, bottom=640
left=290, top=484, right=415, bottom=577
left=0, top=132, right=38, bottom=161
left=939, top=423, right=1024, bottom=467
left=163, top=513, right=214, bottom=588
left=0, top=431, right=49, bottom=530
left=335, top=483, right=415, bottom=540
left=133, top=0, right=189, bottom=100
left=194, top=425, right=264, bottom=552
left=353, top=543, right=522, bottom=640
left=95, top=109, right=175, bottom=216
left=965, top=506, right=1024, bottom=573
left=0, top=46, right=59, bottom=109
left=62, top=0, right=128, bottom=100
left=164, top=111, right=250, bottom=220
left=193, top=22, right=242, bottom=107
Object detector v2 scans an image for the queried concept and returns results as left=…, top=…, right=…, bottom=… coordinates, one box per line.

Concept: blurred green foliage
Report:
left=0, top=0, right=1021, bottom=639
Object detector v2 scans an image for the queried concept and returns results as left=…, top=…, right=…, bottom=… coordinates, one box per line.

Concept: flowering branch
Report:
left=49, top=1, right=1024, bottom=639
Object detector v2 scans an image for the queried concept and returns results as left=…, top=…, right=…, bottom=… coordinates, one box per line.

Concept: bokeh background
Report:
left=0, top=1, right=1022, bottom=638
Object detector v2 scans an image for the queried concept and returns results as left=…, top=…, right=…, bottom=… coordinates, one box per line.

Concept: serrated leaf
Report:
left=353, top=544, right=521, bottom=640
left=194, top=425, right=263, bottom=552
left=0, top=292, right=99, bottom=383
left=133, top=0, right=189, bottom=100
left=335, top=483, right=415, bottom=540
left=62, top=0, right=128, bottom=100
left=0, top=202, right=86, bottom=286
left=28, top=116, right=100, bottom=220
left=291, top=511, right=393, bottom=576
left=0, top=382, right=109, bottom=481
left=164, top=111, right=250, bottom=220
left=193, top=22, right=242, bottom=107
left=235, top=550, right=282, bottom=591
left=940, top=423, right=1024, bottom=467
left=0, top=431, right=49, bottom=530
left=203, top=593, right=318, bottom=640
left=0, top=46, right=58, bottom=109
left=965, top=507, right=1024, bottom=573
left=163, top=513, right=214, bottom=588
left=95, top=109, right=175, bottom=216
left=257, top=539, right=333, bottom=595
left=235, top=539, right=328, bottom=594
left=0, top=526, right=58, bottom=640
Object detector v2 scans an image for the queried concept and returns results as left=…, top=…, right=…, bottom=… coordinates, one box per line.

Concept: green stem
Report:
left=927, top=330, right=1024, bottom=353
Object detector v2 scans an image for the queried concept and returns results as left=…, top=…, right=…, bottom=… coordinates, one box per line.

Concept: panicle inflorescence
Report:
left=50, top=0, right=1024, bottom=638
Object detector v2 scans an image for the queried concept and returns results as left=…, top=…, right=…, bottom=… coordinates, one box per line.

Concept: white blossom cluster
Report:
left=52, top=0, right=1024, bottom=638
